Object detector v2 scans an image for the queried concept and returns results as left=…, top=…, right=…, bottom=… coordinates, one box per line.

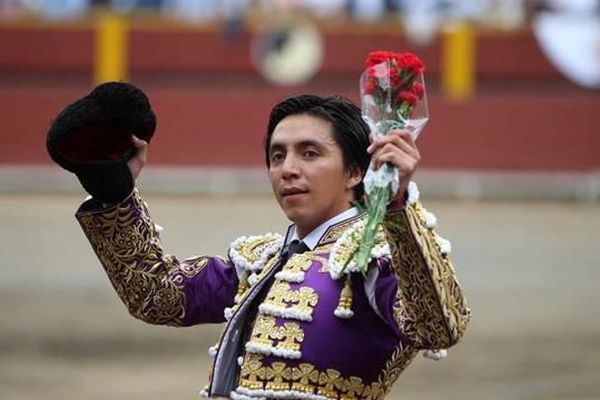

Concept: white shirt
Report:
left=284, top=207, right=360, bottom=250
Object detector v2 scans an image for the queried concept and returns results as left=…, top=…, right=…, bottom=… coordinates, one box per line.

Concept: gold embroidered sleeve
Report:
left=75, top=189, right=238, bottom=326
left=384, top=201, right=471, bottom=349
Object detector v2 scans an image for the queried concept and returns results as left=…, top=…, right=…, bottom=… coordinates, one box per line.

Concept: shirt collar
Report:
left=284, top=207, right=360, bottom=251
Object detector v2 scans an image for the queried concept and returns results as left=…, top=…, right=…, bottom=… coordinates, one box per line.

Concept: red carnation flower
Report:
left=396, top=53, right=425, bottom=74
left=389, top=68, right=401, bottom=87
left=365, top=50, right=398, bottom=68
left=364, top=76, right=378, bottom=95
left=411, top=82, right=424, bottom=99
left=396, top=90, right=418, bottom=107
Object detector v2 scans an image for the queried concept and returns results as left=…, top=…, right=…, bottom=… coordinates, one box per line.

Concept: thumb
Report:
left=131, top=135, right=148, bottom=150
left=128, top=135, right=148, bottom=181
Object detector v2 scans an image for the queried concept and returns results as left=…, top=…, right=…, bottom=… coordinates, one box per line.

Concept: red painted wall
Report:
left=0, top=23, right=596, bottom=171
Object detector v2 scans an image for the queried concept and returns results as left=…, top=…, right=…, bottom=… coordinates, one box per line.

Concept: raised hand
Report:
left=367, top=129, right=421, bottom=202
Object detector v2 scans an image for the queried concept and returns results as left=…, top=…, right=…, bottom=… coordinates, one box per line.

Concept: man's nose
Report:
left=281, top=154, right=300, bottom=179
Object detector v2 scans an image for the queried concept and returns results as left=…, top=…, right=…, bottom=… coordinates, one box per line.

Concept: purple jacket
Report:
left=76, top=186, right=470, bottom=400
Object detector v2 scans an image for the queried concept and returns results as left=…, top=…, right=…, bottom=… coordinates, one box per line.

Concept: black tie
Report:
left=285, top=239, right=309, bottom=260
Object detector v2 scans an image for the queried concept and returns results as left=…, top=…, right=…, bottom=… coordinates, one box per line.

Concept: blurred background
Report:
left=0, top=1, right=599, bottom=399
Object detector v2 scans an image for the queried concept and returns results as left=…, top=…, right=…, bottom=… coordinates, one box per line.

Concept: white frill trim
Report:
left=422, top=349, right=448, bottom=361
left=237, top=356, right=244, bottom=366
left=333, top=308, right=354, bottom=319
left=208, top=345, right=218, bottom=357
left=258, top=303, right=312, bottom=322
left=231, top=390, right=266, bottom=400
left=247, top=273, right=259, bottom=286
left=435, top=235, right=452, bottom=255
left=198, top=389, right=209, bottom=398
left=407, top=181, right=420, bottom=205
left=274, top=270, right=305, bottom=283
left=245, top=342, right=302, bottom=359
left=154, top=223, right=164, bottom=233
left=229, top=234, right=283, bottom=272
left=235, top=386, right=332, bottom=400
left=234, top=294, right=243, bottom=303
left=423, top=209, right=437, bottom=229
left=329, top=218, right=391, bottom=280
left=224, top=307, right=233, bottom=321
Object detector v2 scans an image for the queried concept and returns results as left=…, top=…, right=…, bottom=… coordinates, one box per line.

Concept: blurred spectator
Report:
left=350, top=0, right=387, bottom=21
left=299, top=0, right=347, bottom=16
left=112, top=0, right=162, bottom=12
left=162, top=0, right=219, bottom=21
left=22, top=0, right=90, bottom=19
left=0, top=0, right=24, bottom=18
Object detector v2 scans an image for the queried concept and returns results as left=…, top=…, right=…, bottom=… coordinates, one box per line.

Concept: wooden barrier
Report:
left=0, top=21, right=596, bottom=172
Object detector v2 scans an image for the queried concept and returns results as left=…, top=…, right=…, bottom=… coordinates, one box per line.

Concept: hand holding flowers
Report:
left=367, top=129, right=420, bottom=204
left=343, top=50, right=428, bottom=274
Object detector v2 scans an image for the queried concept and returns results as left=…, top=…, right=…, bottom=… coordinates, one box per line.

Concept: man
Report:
left=67, top=92, right=469, bottom=399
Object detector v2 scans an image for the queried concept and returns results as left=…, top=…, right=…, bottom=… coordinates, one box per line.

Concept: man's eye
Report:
left=303, top=150, right=319, bottom=158
left=270, top=152, right=284, bottom=163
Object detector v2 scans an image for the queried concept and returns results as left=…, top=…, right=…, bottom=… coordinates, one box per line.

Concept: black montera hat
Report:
left=46, top=82, right=156, bottom=203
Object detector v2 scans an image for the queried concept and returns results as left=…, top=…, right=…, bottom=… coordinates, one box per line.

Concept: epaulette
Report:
left=228, top=233, right=283, bottom=273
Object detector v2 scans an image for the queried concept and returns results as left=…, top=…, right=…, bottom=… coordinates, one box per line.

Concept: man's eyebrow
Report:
left=268, top=142, right=285, bottom=153
left=269, top=139, right=327, bottom=152
left=296, top=139, right=326, bottom=148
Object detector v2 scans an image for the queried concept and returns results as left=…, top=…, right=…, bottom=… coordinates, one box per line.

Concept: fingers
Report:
left=367, top=129, right=420, bottom=172
left=373, top=146, right=419, bottom=175
left=368, top=130, right=418, bottom=158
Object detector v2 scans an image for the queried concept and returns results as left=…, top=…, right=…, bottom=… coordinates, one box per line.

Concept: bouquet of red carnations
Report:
left=352, top=50, right=429, bottom=273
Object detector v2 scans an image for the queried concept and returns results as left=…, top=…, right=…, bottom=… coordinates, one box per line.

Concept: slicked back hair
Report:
left=265, top=95, right=371, bottom=200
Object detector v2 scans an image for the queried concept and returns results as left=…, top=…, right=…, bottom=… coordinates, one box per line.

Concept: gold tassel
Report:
left=334, top=276, right=354, bottom=319
left=235, top=271, right=250, bottom=303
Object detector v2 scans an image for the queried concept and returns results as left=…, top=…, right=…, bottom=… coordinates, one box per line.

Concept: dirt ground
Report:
left=1, top=192, right=599, bottom=400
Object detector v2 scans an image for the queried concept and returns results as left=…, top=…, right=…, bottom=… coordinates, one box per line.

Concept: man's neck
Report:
left=287, top=207, right=359, bottom=251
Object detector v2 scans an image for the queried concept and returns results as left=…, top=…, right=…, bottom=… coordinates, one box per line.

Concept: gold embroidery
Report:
left=281, top=253, right=313, bottom=274
left=262, top=282, right=319, bottom=317
left=265, top=362, right=292, bottom=390
left=251, top=315, right=278, bottom=347
left=318, top=214, right=363, bottom=245
left=294, top=287, right=319, bottom=314
left=231, top=233, right=282, bottom=266
left=77, top=190, right=215, bottom=326
left=291, top=363, right=320, bottom=393
left=328, top=218, right=388, bottom=277
left=369, top=344, right=418, bottom=399
left=341, top=376, right=365, bottom=400
left=238, top=354, right=370, bottom=399
left=240, top=353, right=267, bottom=389
left=263, top=282, right=292, bottom=309
left=230, top=254, right=281, bottom=315
left=275, top=322, right=304, bottom=351
left=248, top=315, right=305, bottom=352
left=237, top=345, right=419, bottom=399
left=384, top=202, right=471, bottom=349
left=317, top=369, right=344, bottom=398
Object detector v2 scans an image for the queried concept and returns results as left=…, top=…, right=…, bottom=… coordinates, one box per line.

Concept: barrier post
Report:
left=94, top=12, right=128, bottom=84
left=441, top=22, right=476, bottom=101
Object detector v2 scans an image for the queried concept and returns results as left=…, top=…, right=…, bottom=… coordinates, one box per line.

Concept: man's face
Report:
left=268, top=114, right=361, bottom=236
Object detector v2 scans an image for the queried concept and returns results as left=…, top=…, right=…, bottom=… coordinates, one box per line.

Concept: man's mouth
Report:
left=281, top=187, right=309, bottom=197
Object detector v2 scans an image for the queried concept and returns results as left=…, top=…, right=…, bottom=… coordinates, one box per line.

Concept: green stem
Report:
left=353, top=185, right=390, bottom=274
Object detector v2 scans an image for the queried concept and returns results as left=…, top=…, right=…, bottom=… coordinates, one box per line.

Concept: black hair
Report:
left=265, top=94, right=371, bottom=200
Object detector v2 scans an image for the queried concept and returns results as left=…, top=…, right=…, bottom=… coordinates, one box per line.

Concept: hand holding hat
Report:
left=46, top=82, right=156, bottom=204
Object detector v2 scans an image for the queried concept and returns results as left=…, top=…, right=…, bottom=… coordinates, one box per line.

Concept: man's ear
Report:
left=345, top=166, right=363, bottom=191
